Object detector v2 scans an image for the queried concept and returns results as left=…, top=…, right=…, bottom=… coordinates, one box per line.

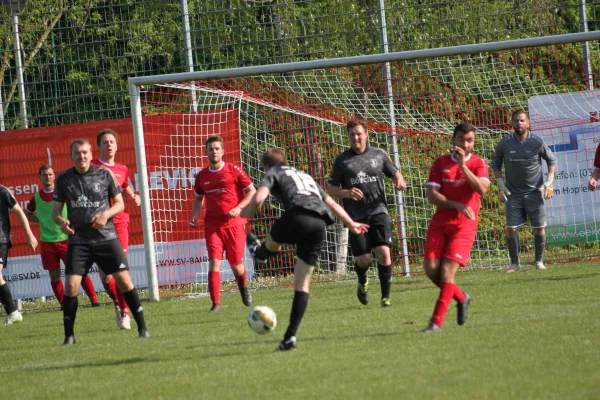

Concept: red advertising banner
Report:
left=0, top=112, right=242, bottom=258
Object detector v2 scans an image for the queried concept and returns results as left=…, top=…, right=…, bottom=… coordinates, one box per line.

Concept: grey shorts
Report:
left=505, top=190, right=546, bottom=229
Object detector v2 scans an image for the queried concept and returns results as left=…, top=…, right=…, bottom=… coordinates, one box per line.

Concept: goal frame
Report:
left=129, top=30, right=600, bottom=301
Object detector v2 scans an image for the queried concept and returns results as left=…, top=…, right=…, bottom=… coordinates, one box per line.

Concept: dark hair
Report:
left=205, top=135, right=224, bottom=148
left=346, top=118, right=368, bottom=132
left=453, top=123, right=476, bottom=138
left=70, top=139, right=92, bottom=154
left=511, top=110, right=529, bottom=121
left=97, top=128, right=119, bottom=146
left=38, top=164, right=53, bottom=175
left=261, top=148, right=288, bottom=168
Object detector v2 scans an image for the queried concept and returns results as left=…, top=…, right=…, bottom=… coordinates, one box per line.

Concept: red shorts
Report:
left=114, top=221, right=129, bottom=254
left=40, top=240, right=68, bottom=271
left=205, top=224, right=246, bottom=266
left=424, top=222, right=477, bottom=267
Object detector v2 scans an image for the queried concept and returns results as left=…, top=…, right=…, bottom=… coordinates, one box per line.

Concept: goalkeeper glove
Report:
left=496, top=177, right=511, bottom=201
left=543, top=181, right=554, bottom=199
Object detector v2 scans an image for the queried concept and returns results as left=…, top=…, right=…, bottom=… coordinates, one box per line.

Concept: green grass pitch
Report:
left=2, top=261, right=599, bottom=399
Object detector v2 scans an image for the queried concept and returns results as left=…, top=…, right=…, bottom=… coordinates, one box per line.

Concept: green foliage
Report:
left=1, top=0, right=598, bottom=128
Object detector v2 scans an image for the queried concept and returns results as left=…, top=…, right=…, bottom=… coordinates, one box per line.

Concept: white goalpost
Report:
left=129, top=31, right=600, bottom=301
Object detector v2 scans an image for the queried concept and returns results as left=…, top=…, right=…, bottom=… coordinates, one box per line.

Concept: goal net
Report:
left=133, top=36, right=600, bottom=296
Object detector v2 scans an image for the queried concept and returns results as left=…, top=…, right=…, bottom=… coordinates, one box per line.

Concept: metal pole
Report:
left=180, top=0, right=198, bottom=112
left=11, top=11, right=28, bottom=128
left=130, top=31, right=600, bottom=86
left=129, top=82, right=159, bottom=301
left=377, top=0, right=410, bottom=276
left=578, top=0, right=594, bottom=90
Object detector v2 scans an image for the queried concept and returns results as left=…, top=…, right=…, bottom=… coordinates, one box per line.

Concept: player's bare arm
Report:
left=123, top=186, right=141, bottom=206
left=323, top=196, right=369, bottom=235
left=589, top=168, right=600, bottom=191
left=241, top=186, right=270, bottom=219
left=52, top=200, right=74, bottom=235
left=25, top=208, right=40, bottom=224
left=189, top=195, right=204, bottom=227
left=11, top=203, right=38, bottom=250
left=91, top=193, right=124, bottom=230
left=228, top=185, right=256, bottom=218
left=392, top=171, right=407, bottom=191
left=327, top=184, right=363, bottom=201
left=460, top=165, right=489, bottom=196
left=453, top=147, right=490, bottom=195
left=427, top=185, right=475, bottom=220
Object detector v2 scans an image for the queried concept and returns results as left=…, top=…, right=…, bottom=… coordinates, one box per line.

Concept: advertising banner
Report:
left=0, top=113, right=252, bottom=299
left=529, top=90, right=600, bottom=245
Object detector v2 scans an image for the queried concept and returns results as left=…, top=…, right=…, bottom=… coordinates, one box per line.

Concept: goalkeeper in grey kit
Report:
left=491, top=110, right=557, bottom=272
left=242, top=148, right=369, bottom=351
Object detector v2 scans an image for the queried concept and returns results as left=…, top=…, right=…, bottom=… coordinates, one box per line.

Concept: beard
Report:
left=514, top=127, right=528, bottom=136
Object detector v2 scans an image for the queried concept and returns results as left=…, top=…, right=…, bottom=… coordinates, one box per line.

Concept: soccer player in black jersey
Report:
left=242, top=148, right=369, bottom=351
left=328, top=119, right=407, bottom=307
left=52, top=139, right=149, bottom=345
left=0, top=185, right=38, bottom=325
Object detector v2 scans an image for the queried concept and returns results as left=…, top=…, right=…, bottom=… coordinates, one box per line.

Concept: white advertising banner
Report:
left=529, top=90, right=600, bottom=245
left=3, top=239, right=254, bottom=300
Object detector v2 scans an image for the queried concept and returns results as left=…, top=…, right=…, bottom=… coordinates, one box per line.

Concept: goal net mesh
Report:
left=138, top=41, right=600, bottom=293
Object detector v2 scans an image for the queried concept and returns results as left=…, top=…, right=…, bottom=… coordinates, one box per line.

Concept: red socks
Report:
left=431, top=282, right=457, bottom=327
left=208, top=271, right=221, bottom=305
left=434, top=281, right=466, bottom=303
left=51, top=280, right=64, bottom=305
left=102, top=277, right=130, bottom=314
left=81, top=275, right=99, bottom=305
left=453, top=285, right=466, bottom=303
left=116, top=289, right=129, bottom=315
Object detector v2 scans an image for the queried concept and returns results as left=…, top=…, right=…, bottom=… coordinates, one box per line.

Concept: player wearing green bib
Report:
left=26, top=165, right=99, bottom=307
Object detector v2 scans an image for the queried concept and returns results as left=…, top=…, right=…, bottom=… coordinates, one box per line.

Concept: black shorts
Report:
left=270, top=209, right=327, bottom=265
left=66, top=239, right=129, bottom=276
left=0, top=243, right=9, bottom=267
left=349, top=213, right=393, bottom=257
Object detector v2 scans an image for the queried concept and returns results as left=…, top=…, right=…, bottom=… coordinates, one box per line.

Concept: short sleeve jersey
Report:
left=427, top=153, right=489, bottom=227
left=193, top=162, right=253, bottom=231
left=491, top=133, right=556, bottom=195
left=260, top=165, right=334, bottom=225
left=27, top=189, right=55, bottom=212
left=0, top=185, right=17, bottom=245
left=90, top=159, right=130, bottom=224
left=53, top=165, right=122, bottom=244
left=328, top=146, right=397, bottom=221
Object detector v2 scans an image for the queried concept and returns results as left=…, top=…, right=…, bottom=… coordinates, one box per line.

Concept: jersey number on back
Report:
left=285, top=169, right=321, bottom=198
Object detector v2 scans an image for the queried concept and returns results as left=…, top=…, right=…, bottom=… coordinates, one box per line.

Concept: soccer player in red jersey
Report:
left=26, top=165, right=99, bottom=307
left=91, top=129, right=141, bottom=329
left=422, top=123, right=490, bottom=332
left=189, top=135, right=256, bottom=312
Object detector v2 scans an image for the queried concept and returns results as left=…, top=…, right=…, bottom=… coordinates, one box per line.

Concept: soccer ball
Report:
left=248, top=306, right=277, bottom=334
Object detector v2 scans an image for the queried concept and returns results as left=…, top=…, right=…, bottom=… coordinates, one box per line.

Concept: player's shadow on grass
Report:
left=536, top=273, right=600, bottom=282
left=482, top=271, right=600, bottom=288
left=184, top=330, right=404, bottom=351
left=35, top=356, right=162, bottom=371
left=151, top=318, right=223, bottom=328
